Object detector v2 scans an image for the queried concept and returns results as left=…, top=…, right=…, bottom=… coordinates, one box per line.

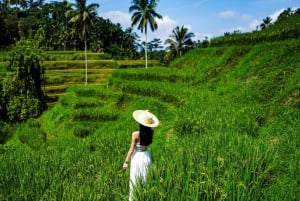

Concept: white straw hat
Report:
left=132, top=110, right=159, bottom=128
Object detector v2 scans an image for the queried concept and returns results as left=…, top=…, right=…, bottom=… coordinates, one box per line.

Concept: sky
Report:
left=93, top=0, right=299, bottom=42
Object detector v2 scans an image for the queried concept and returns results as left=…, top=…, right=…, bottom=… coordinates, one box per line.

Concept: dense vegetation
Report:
left=0, top=0, right=197, bottom=61
left=0, top=2, right=299, bottom=200
left=210, top=8, right=300, bottom=47
left=0, top=0, right=148, bottom=59
left=0, top=36, right=299, bottom=200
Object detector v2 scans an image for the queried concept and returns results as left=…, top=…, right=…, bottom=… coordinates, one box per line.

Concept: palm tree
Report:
left=260, top=16, right=272, bottom=30
left=66, top=0, right=99, bottom=84
left=129, top=0, right=162, bottom=68
left=165, top=25, right=194, bottom=60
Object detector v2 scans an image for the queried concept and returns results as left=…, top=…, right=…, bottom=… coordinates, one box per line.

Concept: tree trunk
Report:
left=85, top=35, right=88, bottom=85
left=145, top=34, right=148, bottom=69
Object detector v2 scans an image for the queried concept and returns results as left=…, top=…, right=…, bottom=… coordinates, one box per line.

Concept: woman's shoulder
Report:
left=132, top=131, right=139, bottom=136
left=132, top=131, right=140, bottom=143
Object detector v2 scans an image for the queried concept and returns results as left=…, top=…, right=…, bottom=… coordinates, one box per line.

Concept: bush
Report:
left=2, top=38, right=46, bottom=122
left=7, top=95, right=43, bottom=122
left=0, top=121, right=10, bottom=144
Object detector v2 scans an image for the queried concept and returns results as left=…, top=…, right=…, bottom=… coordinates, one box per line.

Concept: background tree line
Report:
left=0, top=0, right=138, bottom=59
left=0, top=0, right=200, bottom=61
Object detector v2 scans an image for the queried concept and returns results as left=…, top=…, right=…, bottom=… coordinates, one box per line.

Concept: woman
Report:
left=123, top=110, right=159, bottom=201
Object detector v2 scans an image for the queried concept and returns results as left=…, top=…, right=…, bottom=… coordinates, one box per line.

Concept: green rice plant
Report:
left=110, top=78, right=186, bottom=107
left=44, top=51, right=112, bottom=61
left=70, top=85, right=123, bottom=102
left=45, top=68, right=114, bottom=74
left=171, top=47, right=228, bottom=77
left=130, top=131, right=276, bottom=200
left=72, top=86, right=104, bottom=97
left=73, top=52, right=112, bottom=60
left=44, top=69, right=114, bottom=84
left=72, top=107, right=119, bottom=122
left=1, top=37, right=299, bottom=201
left=72, top=121, right=100, bottom=137
left=0, top=140, right=110, bottom=200
left=59, top=92, right=105, bottom=109
left=58, top=94, right=74, bottom=107
left=44, top=74, right=86, bottom=85
left=73, top=98, right=105, bottom=109
left=44, top=75, right=103, bottom=85
left=44, top=85, right=67, bottom=94
left=112, top=67, right=194, bottom=83
left=117, top=60, right=159, bottom=68
left=43, top=60, right=118, bottom=70
left=1, top=94, right=299, bottom=201
left=174, top=83, right=266, bottom=137
left=13, top=119, right=46, bottom=150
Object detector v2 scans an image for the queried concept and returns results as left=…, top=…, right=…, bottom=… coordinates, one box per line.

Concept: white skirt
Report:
left=129, top=150, right=152, bottom=201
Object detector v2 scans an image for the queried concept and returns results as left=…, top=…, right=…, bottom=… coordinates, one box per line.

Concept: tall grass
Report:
left=1, top=39, right=299, bottom=200
left=1, top=123, right=298, bottom=200
left=110, top=78, right=186, bottom=107
left=135, top=131, right=283, bottom=201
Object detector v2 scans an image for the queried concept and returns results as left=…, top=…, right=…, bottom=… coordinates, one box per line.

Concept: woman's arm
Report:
left=123, top=131, right=139, bottom=170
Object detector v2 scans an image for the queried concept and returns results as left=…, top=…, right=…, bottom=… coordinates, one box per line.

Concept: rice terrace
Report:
left=0, top=0, right=299, bottom=200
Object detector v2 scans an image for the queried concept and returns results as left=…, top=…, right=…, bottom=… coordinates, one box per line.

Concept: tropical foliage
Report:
left=0, top=0, right=138, bottom=59
left=260, top=16, right=272, bottom=30
left=165, top=25, right=195, bottom=61
left=1, top=37, right=46, bottom=122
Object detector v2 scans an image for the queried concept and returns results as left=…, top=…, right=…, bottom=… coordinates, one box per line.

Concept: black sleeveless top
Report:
left=139, top=129, right=153, bottom=146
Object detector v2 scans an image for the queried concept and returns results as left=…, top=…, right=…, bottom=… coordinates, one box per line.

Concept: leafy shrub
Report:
left=2, top=38, right=46, bottom=122
left=0, top=121, right=10, bottom=144
left=0, top=52, right=10, bottom=62
left=7, top=95, right=44, bottom=122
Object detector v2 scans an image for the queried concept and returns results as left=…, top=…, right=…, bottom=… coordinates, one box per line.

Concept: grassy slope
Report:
left=0, top=39, right=299, bottom=200
left=0, top=52, right=159, bottom=106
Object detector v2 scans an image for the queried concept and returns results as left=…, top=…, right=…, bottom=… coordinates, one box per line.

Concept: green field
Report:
left=0, top=52, right=159, bottom=105
left=0, top=39, right=299, bottom=200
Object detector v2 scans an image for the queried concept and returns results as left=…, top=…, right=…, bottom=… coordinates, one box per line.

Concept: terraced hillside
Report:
left=0, top=51, right=159, bottom=105
left=0, top=39, right=299, bottom=200
left=43, top=60, right=117, bottom=104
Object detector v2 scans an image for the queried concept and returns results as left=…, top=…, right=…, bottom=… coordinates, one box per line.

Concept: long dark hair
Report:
left=139, top=124, right=153, bottom=146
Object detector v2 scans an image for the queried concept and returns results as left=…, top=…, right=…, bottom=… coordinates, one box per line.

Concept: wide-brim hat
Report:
left=133, top=110, right=159, bottom=128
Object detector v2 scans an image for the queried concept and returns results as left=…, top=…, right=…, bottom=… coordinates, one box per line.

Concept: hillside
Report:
left=210, top=8, right=300, bottom=47
left=0, top=52, right=160, bottom=106
left=0, top=39, right=299, bottom=200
